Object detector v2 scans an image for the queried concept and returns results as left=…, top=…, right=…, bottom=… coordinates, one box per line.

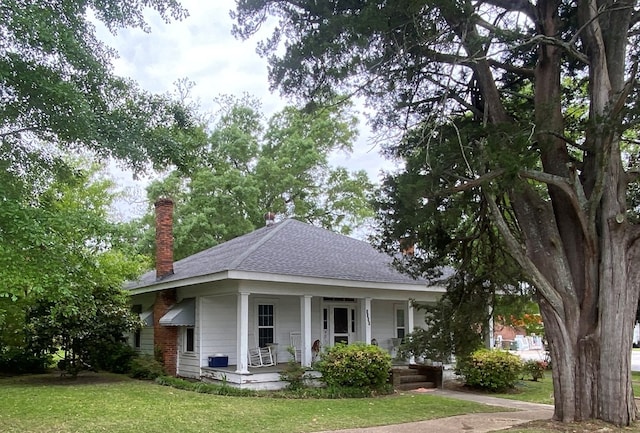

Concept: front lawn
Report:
left=0, top=372, right=505, bottom=433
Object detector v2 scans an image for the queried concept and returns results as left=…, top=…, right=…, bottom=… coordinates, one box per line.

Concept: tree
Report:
left=1, top=0, right=198, bottom=173
left=134, top=96, right=375, bottom=260
left=233, top=0, right=640, bottom=425
left=0, top=162, right=148, bottom=374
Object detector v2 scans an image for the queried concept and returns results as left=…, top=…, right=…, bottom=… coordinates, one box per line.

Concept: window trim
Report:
left=184, top=327, right=195, bottom=353
left=255, top=301, right=277, bottom=348
left=394, top=304, right=406, bottom=339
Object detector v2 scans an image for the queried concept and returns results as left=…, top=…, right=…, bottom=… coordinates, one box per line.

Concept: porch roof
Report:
left=127, top=219, right=450, bottom=292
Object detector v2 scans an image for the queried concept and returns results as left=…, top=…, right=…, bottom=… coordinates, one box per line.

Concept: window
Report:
left=257, top=304, right=274, bottom=347
left=395, top=306, right=406, bottom=339
left=134, top=329, right=141, bottom=349
left=323, top=308, right=328, bottom=330
left=184, top=327, right=195, bottom=352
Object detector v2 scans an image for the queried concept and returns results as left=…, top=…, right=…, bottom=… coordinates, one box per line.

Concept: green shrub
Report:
left=155, top=376, right=257, bottom=396
left=280, top=346, right=308, bottom=390
left=91, top=341, right=137, bottom=374
left=0, top=348, right=51, bottom=374
left=316, top=343, right=392, bottom=392
left=129, top=354, right=165, bottom=380
left=522, top=359, right=547, bottom=381
left=457, top=349, right=523, bottom=392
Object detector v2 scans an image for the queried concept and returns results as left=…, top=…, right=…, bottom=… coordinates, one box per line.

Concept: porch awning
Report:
left=140, top=309, right=154, bottom=327
left=159, top=298, right=195, bottom=326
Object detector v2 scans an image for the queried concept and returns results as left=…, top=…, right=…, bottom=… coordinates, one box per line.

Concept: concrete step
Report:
left=399, top=374, right=429, bottom=384
left=395, top=381, right=436, bottom=391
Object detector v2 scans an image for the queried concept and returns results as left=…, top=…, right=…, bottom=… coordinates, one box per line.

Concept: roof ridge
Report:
left=228, top=219, right=292, bottom=269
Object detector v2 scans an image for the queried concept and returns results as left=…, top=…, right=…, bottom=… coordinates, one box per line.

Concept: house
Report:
left=126, top=199, right=446, bottom=389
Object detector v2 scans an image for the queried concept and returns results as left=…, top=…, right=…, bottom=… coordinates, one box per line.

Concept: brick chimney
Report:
left=155, top=198, right=174, bottom=280
left=153, top=198, right=178, bottom=376
left=153, top=288, right=178, bottom=376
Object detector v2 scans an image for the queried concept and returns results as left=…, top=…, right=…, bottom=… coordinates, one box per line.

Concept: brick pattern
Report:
left=153, top=288, right=178, bottom=376
left=155, top=198, right=174, bottom=280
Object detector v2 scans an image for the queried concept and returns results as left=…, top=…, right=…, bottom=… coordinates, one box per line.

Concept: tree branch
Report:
left=430, top=169, right=506, bottom=197
left=483, top=189, right=565, bottom=313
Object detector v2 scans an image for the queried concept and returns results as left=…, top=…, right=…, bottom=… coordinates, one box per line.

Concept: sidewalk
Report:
left=316, top=389, right=554, bottom=433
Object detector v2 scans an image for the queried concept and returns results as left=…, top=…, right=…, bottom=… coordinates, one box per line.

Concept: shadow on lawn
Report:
left=1, top=371, right=133, bottom=386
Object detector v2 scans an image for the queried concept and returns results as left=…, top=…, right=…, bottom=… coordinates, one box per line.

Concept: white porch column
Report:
left=236, top=292, right=250, bottom=374
left=361, top=297, right=372, bottom=344
left=407, top=300, right=415, bottom=364
left=300, top=295, right=312, bottom=367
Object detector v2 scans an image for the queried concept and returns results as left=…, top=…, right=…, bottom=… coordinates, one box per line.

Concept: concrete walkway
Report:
left=317, top=389, right=554, bottom=433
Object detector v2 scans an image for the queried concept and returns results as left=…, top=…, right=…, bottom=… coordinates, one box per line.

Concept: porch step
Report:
left=395, top=381, right=436, bottom=391
left=391, top=365, right=443, bottom=390
left=398, top=374, right=429, bottom=384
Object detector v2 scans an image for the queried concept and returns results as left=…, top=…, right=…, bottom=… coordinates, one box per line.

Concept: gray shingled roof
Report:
left=127, top=219, right=428, bottom=290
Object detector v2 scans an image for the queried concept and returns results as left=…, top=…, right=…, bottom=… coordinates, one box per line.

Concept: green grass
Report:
left=0, top=372, right=506, bottom=433
left=485, top=370, right=640, bottom=406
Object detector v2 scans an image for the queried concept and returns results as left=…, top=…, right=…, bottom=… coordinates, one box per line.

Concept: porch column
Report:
left=236, top=292, right=250, bottom=374
left=407, top=300, right=415, bottom=364
left=300, top=295, right=312, bottom=367
left=361, top=297, right=372, bottom=344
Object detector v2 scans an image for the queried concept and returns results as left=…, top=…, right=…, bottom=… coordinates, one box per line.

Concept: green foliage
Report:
left=458, top=349, right=523, bottom=392
left=1, top=0, right=198, bottom=173
left=316, top=343, right=392, bottom=392
left=280, top=347, right=308, bottom=390
left=91, top=341, right=138, bottom=374
left=155, top=375, right=256, bottom=397
left=0, top=162, right=148, bottom=376
left=522, top=359, right=547, bottom=382
left=0, top=347, right=51, bottom=375
left=133, top=96, right=375, bottom=261
left=129, top=355, right=166, bottom=380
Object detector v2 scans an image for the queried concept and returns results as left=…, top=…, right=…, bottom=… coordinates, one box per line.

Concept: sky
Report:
left=97, top=0, right=394, bottom=219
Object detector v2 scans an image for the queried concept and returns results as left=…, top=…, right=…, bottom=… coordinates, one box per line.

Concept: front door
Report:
left=332, top=306, right=351, bottom=344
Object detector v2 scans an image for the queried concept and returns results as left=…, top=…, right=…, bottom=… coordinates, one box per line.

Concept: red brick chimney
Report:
left=153, top=288, right=178, bottom=376
left=153, top=198, right=178, bottom=376
left=155, top=198, right=174, bottom=280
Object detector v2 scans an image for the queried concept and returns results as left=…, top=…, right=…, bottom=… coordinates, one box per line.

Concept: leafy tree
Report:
left=234, top=0, right=640, bottom=425
left=0, top=163, right=148, bottom=375
left=135, top=96, right=375, bottom=260
left=1, top=0, right=198, bottom=173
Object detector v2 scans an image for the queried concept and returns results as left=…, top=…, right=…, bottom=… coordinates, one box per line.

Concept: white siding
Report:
left=177, top=326, right=200, bottom=378
left=138, top=327, right=154, bottom=354
left=200, top=295, right=237, bottom=365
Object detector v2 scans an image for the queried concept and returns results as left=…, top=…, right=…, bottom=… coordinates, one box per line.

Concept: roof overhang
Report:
left=128, top=269, right=446, bottom=296
left=159, top=298, right=195, bottom=326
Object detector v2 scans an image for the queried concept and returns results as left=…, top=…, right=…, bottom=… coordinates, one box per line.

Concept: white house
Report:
left=126, top=199, right=446, bottom=389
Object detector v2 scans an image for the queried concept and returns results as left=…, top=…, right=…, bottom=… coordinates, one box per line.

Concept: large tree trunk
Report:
left=499, top=0, right=639, bottom=425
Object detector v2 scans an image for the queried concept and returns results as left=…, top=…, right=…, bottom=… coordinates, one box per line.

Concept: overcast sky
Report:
left=98, top=0, right=393, bottom=219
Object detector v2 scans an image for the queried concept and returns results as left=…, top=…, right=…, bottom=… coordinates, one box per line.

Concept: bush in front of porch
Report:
left=316, top=343, right=392, bottom=395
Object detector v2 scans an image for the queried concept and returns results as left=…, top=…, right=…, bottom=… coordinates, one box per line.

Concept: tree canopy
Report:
left=0, top=161, right=148, bottom=374
left=234, top=0, right=640, bottom=425
left=1, top=0, right=198, bottom=174
left=134, top=96, right=375, bottom=261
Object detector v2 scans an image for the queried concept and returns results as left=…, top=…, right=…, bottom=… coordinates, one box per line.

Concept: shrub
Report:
left=155, top=376, right=257, bottom=397
left=0, top=348, right=51, bottom=374
left=280, top=346, right=308, bottom=390
left=457, top=349, right=522, bottom=392
left=129, top=354, right=165, bottom=380
left=91, top=341, right=137, bottom=374
left=316, top=343, right=392, bottom=392
left=522, top=359, right=547, bottom=381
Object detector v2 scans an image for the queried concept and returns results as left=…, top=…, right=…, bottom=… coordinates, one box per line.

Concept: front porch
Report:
left=200, top=363, right=322, bottom=391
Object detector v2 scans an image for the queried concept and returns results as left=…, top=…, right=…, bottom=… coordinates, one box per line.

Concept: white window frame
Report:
left=183, top=326, right=195, bottom=353
left=394, top=304, right=406, bottom=339
left=254, top=300, right=277, bottom=348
